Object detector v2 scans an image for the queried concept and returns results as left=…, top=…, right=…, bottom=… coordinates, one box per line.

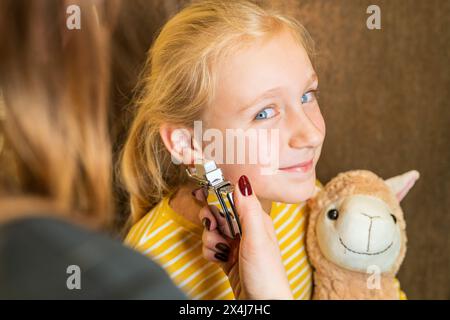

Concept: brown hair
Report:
left=0, top=0, right=119, bottom=229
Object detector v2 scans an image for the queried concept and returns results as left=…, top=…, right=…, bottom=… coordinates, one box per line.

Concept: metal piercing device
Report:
left=186, top=160, right=242, bottom=239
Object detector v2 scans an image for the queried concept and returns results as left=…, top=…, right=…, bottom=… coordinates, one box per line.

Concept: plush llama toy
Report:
left=306, top=170, right=419, bottom=299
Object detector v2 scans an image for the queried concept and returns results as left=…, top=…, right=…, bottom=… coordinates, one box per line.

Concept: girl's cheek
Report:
left=306, top=105, right=326, bottom=138
left=220, top=139, right=267, bottom=183
left=221, top=164, right=261, bottom=189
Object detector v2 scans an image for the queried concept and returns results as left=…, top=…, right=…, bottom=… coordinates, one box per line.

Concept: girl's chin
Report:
left=275, top=172, right=317, bottom=203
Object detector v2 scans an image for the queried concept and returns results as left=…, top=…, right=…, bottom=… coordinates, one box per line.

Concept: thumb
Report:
left=233, top=175, right=267, bottom=238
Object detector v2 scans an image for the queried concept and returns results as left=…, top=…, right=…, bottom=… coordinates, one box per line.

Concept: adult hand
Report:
left=194, top=175, right=293, bottom=300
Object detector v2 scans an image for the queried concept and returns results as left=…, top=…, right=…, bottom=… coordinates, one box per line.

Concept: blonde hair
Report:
left=121, top=0, right=315, bottom=225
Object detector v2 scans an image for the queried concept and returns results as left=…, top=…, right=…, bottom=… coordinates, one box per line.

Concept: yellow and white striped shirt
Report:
left=125, top=180, right=323, bottom=300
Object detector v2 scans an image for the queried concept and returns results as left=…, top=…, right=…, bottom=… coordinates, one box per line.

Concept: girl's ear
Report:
left=159, top=124, right=203, bottom=167
left=384, top=170, right=420, bottom=202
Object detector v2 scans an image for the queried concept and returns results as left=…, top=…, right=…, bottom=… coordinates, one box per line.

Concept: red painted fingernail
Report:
left=238, top=175, right=252, bottom=196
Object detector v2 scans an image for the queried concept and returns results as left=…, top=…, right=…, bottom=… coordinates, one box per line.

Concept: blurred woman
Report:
left=0, top=0, right=185, bottom=299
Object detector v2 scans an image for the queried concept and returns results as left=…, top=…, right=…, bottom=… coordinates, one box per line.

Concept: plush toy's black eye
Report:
left=327, top=209, right=339, bottom=220
left=391, top=214, right=397, bottom=224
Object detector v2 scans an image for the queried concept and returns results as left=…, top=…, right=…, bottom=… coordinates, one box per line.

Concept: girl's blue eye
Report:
left=301, top=91, right=317, bottom=104
left=254, top=107, right=277, bottom=120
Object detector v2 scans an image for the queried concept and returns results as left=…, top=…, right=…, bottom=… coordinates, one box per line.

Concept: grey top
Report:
left=0, top=216, right=186, bottom=299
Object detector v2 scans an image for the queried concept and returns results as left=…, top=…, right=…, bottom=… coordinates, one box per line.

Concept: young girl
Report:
left=122, top=0, right=402, bottom=300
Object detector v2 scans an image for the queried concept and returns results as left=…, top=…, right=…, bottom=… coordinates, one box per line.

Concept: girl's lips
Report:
left=278, top=159, right=314, bottom=173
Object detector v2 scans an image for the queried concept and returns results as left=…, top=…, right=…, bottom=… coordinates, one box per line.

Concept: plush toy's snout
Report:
left=337, top=195, right=398, bottom=255
left=316, top=194, right=402, bottom=273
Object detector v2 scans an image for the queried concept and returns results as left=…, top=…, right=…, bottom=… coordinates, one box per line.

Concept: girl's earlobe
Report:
left=384, top=170, right=420, bottom=202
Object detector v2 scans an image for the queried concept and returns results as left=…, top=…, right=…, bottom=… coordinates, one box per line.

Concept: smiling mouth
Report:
left=339, top=237, right=393, bottom=256
left=278, top=159, right=314, bottom=173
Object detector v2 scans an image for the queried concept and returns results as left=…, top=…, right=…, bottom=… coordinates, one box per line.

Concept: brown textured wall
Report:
left=111, top=0, right=449, bottom=299
left=282, top=0, right=449, bottom=299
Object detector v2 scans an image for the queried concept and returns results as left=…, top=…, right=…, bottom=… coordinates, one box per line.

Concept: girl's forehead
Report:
left=211, top=31, right=315, bottom=116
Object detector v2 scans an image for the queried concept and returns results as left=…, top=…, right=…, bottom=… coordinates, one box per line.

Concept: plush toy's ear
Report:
left=307, top=197, right=315, bottom=209
left=384, top=170, right=420, bottom=202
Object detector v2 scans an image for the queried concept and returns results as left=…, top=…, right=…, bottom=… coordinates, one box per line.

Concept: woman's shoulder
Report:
left=0, top=216, right=187, bottom=299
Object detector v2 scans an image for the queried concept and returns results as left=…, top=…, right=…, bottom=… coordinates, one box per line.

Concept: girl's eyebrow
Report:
left=239, top=86, right=283, bottom=113
left=306, top=73, right=319, bottom=88
left=239, top=72, right=318, bottom=113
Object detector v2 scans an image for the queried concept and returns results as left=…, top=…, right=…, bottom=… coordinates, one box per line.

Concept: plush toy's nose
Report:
left=337, top=195, right=397, bottom=254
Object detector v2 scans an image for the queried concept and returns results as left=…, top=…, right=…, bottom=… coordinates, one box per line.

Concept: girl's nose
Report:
left=287, top=108, right=324, bottom=149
